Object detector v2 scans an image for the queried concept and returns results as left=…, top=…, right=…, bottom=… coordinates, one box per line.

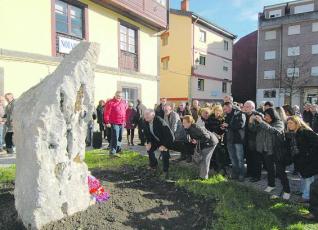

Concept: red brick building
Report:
left=232, top=30, right=258, bottom=103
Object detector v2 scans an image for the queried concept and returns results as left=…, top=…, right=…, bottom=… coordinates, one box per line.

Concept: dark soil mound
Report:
left=1, top=167, right=215, bottom=230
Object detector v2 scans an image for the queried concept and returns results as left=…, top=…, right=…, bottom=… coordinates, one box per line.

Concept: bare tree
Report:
left=277, top=53, right=311, bottom=105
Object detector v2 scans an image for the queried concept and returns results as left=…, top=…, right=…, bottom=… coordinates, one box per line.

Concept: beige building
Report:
left=0, top=0, right=168, bottom=108
left=160, top=0, right=236, bottom=103
left=257, top=0, right=318, bottom=107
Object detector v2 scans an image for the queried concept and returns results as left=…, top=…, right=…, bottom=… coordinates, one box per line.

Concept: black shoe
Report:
left=138, top=143, right=145, bottom=146
left=249, top=178, right=261, bottom=183
left=116, top=148, right=122, bottom=154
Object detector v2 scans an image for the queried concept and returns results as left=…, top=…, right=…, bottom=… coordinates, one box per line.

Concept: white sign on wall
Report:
left=58, top=36, right=80, bottom=54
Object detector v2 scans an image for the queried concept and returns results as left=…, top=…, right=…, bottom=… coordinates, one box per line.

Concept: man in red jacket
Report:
left=104, top=91, right=127, bottom=156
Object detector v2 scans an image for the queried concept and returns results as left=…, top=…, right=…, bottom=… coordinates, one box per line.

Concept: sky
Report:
left=170, top=0, right=292, bottom=39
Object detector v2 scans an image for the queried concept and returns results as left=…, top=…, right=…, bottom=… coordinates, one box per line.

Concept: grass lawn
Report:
left=1, top=150, right=317, bottom=230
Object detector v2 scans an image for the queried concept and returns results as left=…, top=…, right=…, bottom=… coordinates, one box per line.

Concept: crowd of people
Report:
left=96, top=91, right=318, bottom=221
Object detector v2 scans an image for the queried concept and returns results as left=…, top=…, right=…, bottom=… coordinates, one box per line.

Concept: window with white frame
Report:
left=265, top=30, right=277, bottom=40
left=294, top=3, right=314, bottom=14
left=264, top=70, right=276, bottom=79
left=288, top=46, right=300, bottom=56
left=222, top=82, right=227, bottom=93
left=287, top=67, right=300, bottom=77
left=312, top=66, right=318, bottom=76
left=264, top=90, right=276, bottom=98
left=223, top=66, right=229, bottom=72
left=224, top=40, right=229, bottom=51
left=313, top=22, right=318, bottom=32
left=200, top=30, right=206, bottom=43
left=199, top=55, right=206, bottom=65
left=162, top=36, right=168, bottom=46
left=288, top=25, right=300, bottom=35
left=312, top=44, right=318, bottom=54
left=268, top=9, right=282, bottom=18
left=265, top=50, right=276, bottom=60
left=198, top=79, right=205, bottom=91
left=162, top=59, right=169, bottom=70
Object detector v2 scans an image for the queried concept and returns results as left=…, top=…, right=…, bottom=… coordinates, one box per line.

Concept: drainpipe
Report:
left=278, top=24, right=283, bottom=106
left=190, top=16, right=199, bottom=103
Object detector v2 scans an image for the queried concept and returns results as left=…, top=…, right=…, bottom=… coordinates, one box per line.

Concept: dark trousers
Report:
left=138, top=119, right=146, bottom=144
left=147, top=142, right=170, bottom=172
left=246, top=147, right=254, bottom=177
left=98, top=123, right=107, bottom=139
left=127, top=128, right=135, bottom=143
left=263, top=153, right=290, bottom=193
left=310, top=178, right=318, bottom=218
left=106, top=127, right=112, bottom=143
left=249, top=150, right=263, bottom=179
left=5, top=132, right=13, bottom=149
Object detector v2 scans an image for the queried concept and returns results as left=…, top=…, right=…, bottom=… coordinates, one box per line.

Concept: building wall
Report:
left=192, top=22, right=234, bottom=101
left=159, top=13, right=192, bottom=101
left=0, top=0, right=160, bottom=106
left=232, top=31, right=258, bottom=103
left=257, top=4, right=318, bottom=106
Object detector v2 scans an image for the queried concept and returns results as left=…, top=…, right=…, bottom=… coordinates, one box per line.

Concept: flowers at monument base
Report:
left=88, top=175, right=110, bottom=203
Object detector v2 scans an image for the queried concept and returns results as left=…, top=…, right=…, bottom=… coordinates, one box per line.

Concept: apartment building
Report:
left=257, top=0, right=318, bottom=107
left=160, top=0, right=236, bottom=103
left=0, top=0, right=168, bottom=107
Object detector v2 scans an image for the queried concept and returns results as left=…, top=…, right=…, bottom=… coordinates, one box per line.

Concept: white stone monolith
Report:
left=13, top=42, right=100, bottom=229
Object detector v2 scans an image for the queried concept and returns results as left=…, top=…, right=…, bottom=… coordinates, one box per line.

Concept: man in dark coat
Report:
left=244, top=100, right=263, bottom=182
left=136, top=99, right=147, bottom=146
left=96, top=100, right=106, bottom=139
left=223, top=102, right=246, bottom=181
left=155, top=98, right=167, bottom=119
left=144, top=109, right=174, bottom=179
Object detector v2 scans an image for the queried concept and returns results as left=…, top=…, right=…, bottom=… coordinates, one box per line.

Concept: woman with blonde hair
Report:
left=287, top=116, right=318, bottom=202
left=196, top=107, right=212, bottom=127
left=182, top=115, right=218, bottom=179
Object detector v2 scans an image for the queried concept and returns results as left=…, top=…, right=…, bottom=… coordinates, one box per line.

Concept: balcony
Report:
left=93, top=0, right=168, bottom=30
left=119, top=50, right=138, bottom=72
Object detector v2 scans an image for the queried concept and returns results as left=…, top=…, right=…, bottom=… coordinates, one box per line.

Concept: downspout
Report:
left=278, top=24, right=283, bottom=106
left=190, top=16, right=199, bottom=102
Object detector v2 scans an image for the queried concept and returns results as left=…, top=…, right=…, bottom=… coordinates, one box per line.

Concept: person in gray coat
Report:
left=164, top=103, right=190, bottom=162
left=249, top=108, right=291, bottom=200
left=183, top=115, right=218, bottom=179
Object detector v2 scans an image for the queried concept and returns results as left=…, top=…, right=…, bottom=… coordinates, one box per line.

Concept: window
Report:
left=198, top=79, right=204, bottom=91
left=55, top=0, right=84, bottom=38
left=200, top=30, right=206, bottom=43
left=224, top=40, right=229, bottom=51
left=119, top=22, right=138, bottom=71
left=265, top=30, right=276, bottom=40
left=120, top=24, right=137, bottom=53
left=312, top=66, right=318, bottom=76
left=313, top=22, right=318, bottom=32
left=264, top=50, right=276, bottom=60
left=156, top=0, right=166, bottom=6
left=162, top=36, right=168, bottom=46
left=288, top=46, right=300, bottom=56
left=199, top=55, right=206, bottom=65
left=268, top=9, right=282, bottom=18
left=161, top=57, right=169, bottom=70
left=122, top=87, right=138, bottom=106
left=312, top=44, right=318, bottom=54
left=294, top=4, right=314, bottom=14
left=287, top=67, right=300, bottom=77
left=288, top=25, right=300, bottom=35
left=264, top=90, right=276, bottom=98
left=222, top=82, right=227, bottom=93
left=264, top=70, right=275, bottom=79
left=223, top=66, right=229, bottom=72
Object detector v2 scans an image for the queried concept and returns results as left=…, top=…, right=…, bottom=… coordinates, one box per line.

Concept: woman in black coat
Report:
left=287, top=115, right=318, bottom=202
left=183, top=115, right=218, bottom=179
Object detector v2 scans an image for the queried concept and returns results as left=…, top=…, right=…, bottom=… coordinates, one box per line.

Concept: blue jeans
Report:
left=302, top=176, right=316, bottom=200
left=227, top=143, right=245, bottom=178
left=110, top=124, right=123, bottom=155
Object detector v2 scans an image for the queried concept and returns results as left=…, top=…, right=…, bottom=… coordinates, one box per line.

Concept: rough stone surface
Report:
left=12, top=42, right=100, bottom=230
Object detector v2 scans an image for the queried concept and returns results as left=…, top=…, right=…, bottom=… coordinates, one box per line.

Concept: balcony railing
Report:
left=119, top=50, right=138, bottom=72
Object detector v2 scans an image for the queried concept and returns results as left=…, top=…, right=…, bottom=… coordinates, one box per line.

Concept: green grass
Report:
left=0, top=165, right=16, bottom=183
left=1, top=151, right=317, bottom=229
